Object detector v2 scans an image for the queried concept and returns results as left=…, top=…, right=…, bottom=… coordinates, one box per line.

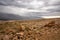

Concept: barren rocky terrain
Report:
left=0, top=18, right=60, bottom=40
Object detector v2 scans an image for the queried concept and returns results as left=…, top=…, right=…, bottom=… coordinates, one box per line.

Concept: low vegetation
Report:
left=0, top=18, right=60, bottom=40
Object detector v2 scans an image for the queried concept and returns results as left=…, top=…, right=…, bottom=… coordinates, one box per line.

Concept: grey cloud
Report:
left=0, top=0, right=60, bottom=19
left=0, top=0, right=29, bottom=8
left=51, top=2, right=60, bottom=6
left=48, top=9, right=60, bottom=12
left=0, top=0, right=21, bottom=6
left=19, top=0, right=32, bottom=3
left=0, top=0, right=14, bottom=5
left=0, top=0, right=60, bottom=8
left=24, top=12, right=60, bottom=17
left=0, top=12, right=36, bottom=20
left=46, top=6, right=60, bottom=12
left=0, top=2, right=6, bottom=6
left=0, top=12, right=43, bottom=20
left=0, top=12, right=23, bottom=20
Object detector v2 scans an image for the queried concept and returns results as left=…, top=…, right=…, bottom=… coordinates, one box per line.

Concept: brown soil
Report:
left=0, top=18, right=60, bottom=40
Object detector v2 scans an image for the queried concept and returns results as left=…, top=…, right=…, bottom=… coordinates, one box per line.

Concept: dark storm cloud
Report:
left=0, top=12, right=23, bottom=20
left=0, top=12, right=34, bottom=20
left=0, top=2, right=6, bottom=5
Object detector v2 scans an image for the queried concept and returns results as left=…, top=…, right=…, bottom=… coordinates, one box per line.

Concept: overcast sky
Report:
left=0, top=0, right=60, bottom=19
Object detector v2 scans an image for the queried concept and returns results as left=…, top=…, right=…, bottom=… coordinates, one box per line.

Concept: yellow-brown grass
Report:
left=0, top=18, right=60, bottom=40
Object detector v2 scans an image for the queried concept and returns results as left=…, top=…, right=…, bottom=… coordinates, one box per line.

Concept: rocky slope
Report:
left=0, top=18, right=60, bottom=40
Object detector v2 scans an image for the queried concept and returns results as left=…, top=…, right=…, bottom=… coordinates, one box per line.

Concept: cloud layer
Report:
left=0, top=0, right=60, bottom=19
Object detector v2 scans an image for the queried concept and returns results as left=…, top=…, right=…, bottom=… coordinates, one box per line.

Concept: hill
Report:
left=0, top=18, right=60, bottom=40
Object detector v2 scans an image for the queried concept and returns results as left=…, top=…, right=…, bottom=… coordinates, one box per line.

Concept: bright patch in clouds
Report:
left=0, top=5, right=45, bottom=16
left=41, top=16, right=60, bottom=18
left=29, top=0, right=45, bottom=8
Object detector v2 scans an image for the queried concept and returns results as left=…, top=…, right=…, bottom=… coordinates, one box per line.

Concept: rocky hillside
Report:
left=0, top=18, right=60, bottom=40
